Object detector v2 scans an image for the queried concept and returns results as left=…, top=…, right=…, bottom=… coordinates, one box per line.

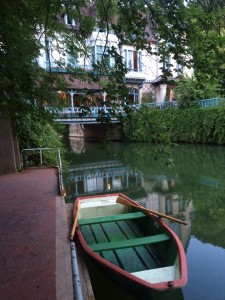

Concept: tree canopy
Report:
left=1, top=0, right=225, bottom=121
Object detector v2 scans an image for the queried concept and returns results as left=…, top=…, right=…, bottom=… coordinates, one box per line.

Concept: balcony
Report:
left=45, top=64, right=93, bottom=73
left=125, top=74, right=146, bottom=85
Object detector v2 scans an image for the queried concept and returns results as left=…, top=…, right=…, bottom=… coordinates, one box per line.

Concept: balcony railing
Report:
left=47, top=105, right=141, bottom=116
left=45, top=65, right=93, bottom=73
left=47, top=98, right=225, bottom=121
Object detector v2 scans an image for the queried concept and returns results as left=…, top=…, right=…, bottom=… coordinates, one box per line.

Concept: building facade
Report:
left=38, top=12, right=192, bottom=109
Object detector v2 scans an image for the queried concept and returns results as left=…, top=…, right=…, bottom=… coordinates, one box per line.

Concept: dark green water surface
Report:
left=65, top=139, right=225, bottom=300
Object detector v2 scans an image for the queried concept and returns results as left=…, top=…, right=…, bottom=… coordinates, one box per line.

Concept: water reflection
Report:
left=69, top=161, right=132, bottom=196
left=65, top=140, right=225, bottom=299
left=66, top=141, right=194, bottom=250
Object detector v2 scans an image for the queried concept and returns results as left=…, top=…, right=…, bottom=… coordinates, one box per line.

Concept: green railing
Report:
left=197, top=98, right=221, bottom=108
left=144, top=98, right=225, bottom=109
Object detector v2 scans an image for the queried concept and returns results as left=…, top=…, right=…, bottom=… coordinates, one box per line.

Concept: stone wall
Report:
left=69, top=123, right=123, bottom=141
left=69, top=124, right=85, bottom=138
left=0, top=119, right=21, bottom=173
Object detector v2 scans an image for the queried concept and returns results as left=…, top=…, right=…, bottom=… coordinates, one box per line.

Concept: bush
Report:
left=16, top=108, right=68, bottom=168
left=123, top=106, right=225, bottom=145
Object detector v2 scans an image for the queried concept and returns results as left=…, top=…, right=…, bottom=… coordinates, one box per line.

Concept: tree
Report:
left=174, top=75, right=220, bottom=105
left=149, top=0, right=225, bottom=92
left=1, top=0, right=225, bottom=149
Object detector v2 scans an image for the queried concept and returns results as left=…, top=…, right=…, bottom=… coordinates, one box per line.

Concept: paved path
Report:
left=0, top=168, right=73, bottom=300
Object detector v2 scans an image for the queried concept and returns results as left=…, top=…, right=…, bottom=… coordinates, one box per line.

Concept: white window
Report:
left=163, top=55, right=172, bottom=71
left=64, top=14, right=75, bottom=26
left=96, top=46, right=110, bottom=66
left=45, top=39, right=52, bottom=69
left=93, top=46, right=116, bottom=67
left=124, top=50, right=142, bottom=72
left=176, top=63, right=184, bottom=74
left=128, top=88, right=139, bottom=103
left=67, top=52, right=77, bottom=67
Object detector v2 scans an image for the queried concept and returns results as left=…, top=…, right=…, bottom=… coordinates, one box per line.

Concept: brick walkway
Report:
left=0, top=168, right=73, bottom=300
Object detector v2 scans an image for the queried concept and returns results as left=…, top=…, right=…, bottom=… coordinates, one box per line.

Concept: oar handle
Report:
left=117, top=196, right=187, bottom=225
left=70, top=201, right=81, bottom=240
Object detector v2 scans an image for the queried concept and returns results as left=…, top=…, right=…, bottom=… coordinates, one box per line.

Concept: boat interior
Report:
left=77, top=195, right=180, bottom=283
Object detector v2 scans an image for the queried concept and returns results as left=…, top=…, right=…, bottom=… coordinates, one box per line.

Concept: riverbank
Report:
left=0, top=168, right=74, bottom=300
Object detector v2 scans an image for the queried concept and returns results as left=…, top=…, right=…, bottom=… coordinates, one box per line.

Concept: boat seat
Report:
left=78, top=212, right=146, bottom=226
left=131, top=266, right=178, bottom=283
left=89, top=233, right=170, bottom=252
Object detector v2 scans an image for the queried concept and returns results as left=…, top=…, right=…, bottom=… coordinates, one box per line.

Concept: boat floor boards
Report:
left=79, top=213, right=169, bottom=273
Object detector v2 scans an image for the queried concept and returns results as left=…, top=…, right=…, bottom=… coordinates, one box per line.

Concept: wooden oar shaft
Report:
left=70, top=201, right=81, bottom=240
left=117, top=196, right=187, bottom=225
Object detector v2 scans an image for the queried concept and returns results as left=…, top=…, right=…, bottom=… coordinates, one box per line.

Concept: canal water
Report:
left=65, top=139, right=225, bottom=300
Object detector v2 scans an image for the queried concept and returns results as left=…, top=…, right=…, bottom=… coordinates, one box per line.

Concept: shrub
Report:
left=124, top=106, right=225, bottom=145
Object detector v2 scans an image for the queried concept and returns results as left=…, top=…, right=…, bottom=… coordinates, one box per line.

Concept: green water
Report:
left=65, top=140, right=225, bottom=300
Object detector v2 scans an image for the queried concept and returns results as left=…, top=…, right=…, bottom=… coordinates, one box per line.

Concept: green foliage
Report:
left=124, top=106, right=225, bottom=145
left=2, top=0, right=225, bottom=154
left=2, top=0, right=225, bottom=114
left=186, top=2, right=225, bottom=87
left=16, top=107, right=68, bottom=168
left=141, top=92, right=155, bottom=103
left=174, top=75, right=220, bottom=105
left=2, top=0, right=225, bottom=108
left=0, top=1, right=64, bottom=117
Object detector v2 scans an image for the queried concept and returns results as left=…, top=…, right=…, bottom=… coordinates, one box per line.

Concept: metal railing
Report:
left=143, top=101, right=178, bottom=110
left=197, top=98, right=220, bottom=108
left=47, top=98, right=225, bottom=121
left=47, top=106, right=127, bottom=115
left=46, top=65, right=92, bottom=73
left=21, top=147, right=65, bottom=195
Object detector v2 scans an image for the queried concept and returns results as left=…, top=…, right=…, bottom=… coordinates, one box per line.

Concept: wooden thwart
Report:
left=89, top=233, right=170, bottom=252
left=79, top=211, right=145, bottom=226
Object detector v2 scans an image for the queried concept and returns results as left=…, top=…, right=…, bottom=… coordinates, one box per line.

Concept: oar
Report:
left=116, top=196, right=187, bottom=225
left=70, top=201, right=81, bottom=240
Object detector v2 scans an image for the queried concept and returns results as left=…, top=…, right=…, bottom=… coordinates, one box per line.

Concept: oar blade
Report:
left=116, top=196, right=133, bottom=206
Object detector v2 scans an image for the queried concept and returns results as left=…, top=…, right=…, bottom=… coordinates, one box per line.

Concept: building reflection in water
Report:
left=69, top=160, right=140, bottom=196
left=139, top=176, right=192, bottom=250
left=67, top=159, right=192, bottom=249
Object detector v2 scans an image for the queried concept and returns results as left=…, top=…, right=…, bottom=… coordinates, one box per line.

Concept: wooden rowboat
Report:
left=72, top=193, right=187, bottom=299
